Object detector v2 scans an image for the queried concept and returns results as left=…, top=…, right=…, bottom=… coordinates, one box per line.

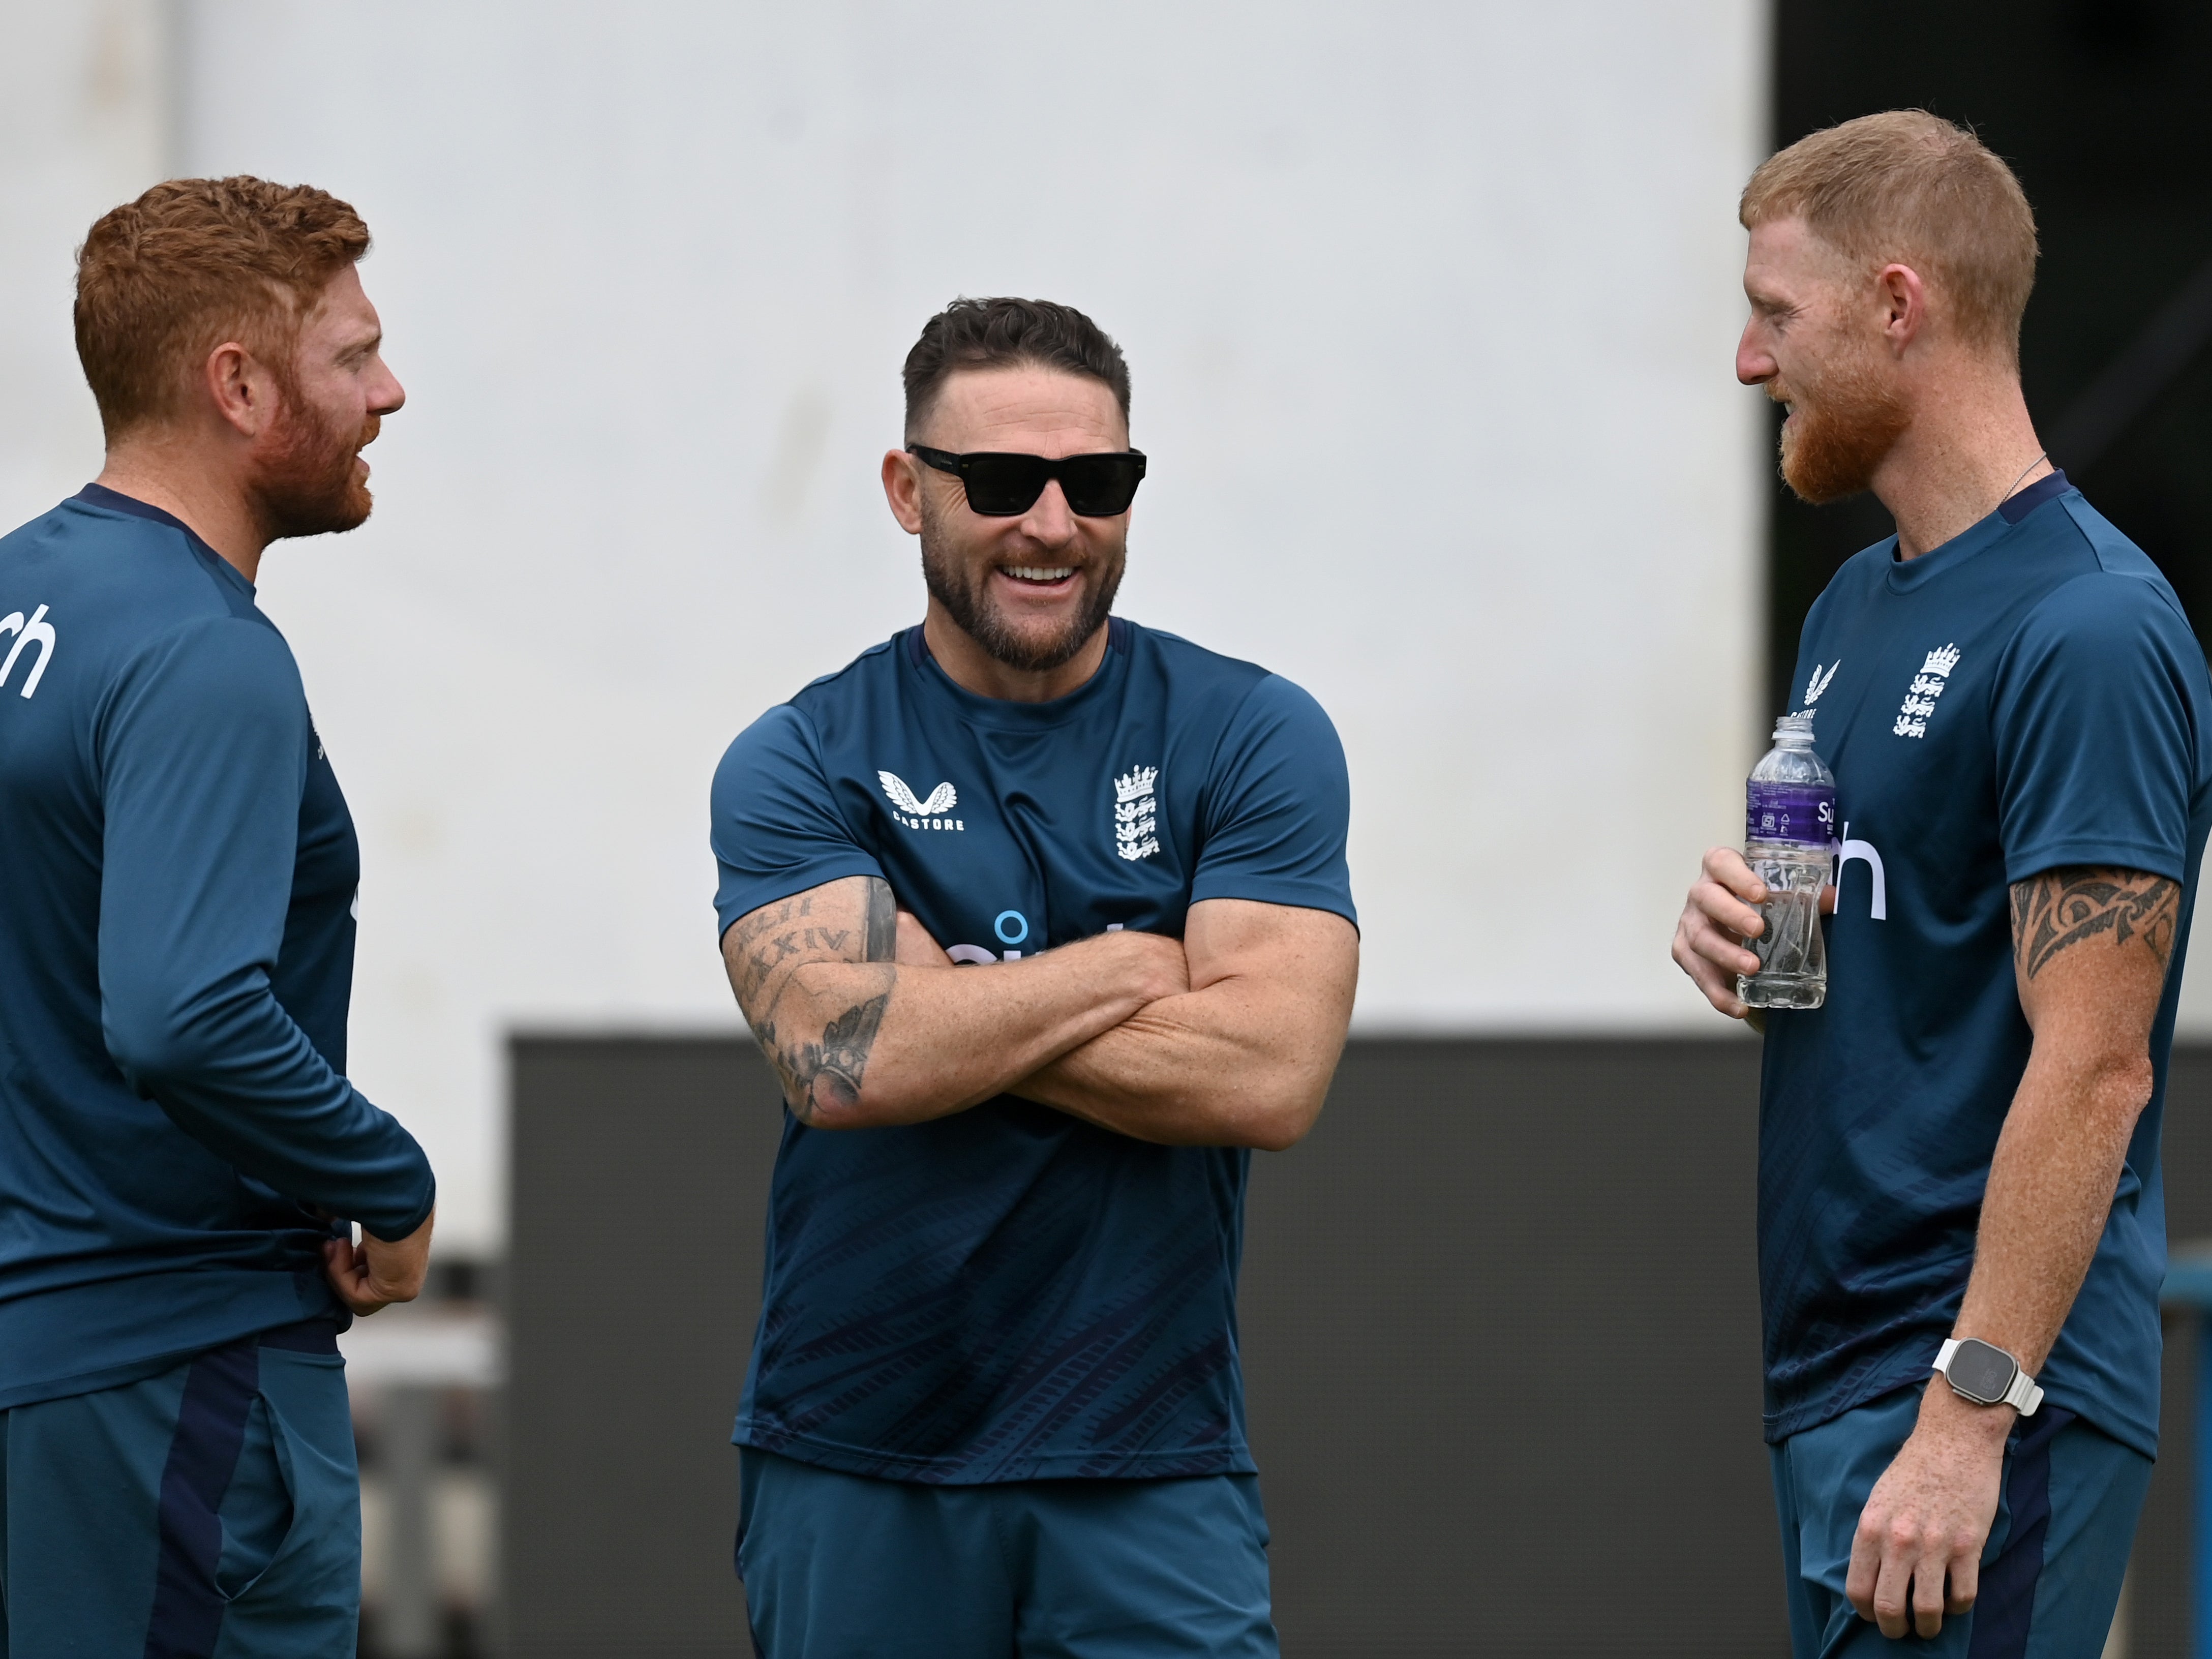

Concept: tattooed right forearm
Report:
left=722, top=877, right=901, bottom=1123
left=754, top=984, right=892, bottom=1123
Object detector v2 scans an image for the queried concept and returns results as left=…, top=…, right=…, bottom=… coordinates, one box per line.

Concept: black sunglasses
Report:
left=909, top=445, right=1147, bottom=517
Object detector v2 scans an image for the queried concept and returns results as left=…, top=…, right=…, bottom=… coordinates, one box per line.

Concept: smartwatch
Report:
left=1933, top=1337, right=2043, bottom=1415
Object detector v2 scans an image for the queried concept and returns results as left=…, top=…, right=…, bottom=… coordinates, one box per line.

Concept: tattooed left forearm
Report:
left=2010, top=866, right=2180, bottom=982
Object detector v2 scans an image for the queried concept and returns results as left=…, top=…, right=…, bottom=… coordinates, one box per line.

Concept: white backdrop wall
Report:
left=5, top=2, right=1780, bottom=1251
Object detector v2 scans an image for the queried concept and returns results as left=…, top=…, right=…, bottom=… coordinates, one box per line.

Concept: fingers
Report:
left=1672, top=920, right=1750, bottom=1017
left=1864, top=1533, right=1924, bottom=1641
left=1845, top=1517, right=1880, bottom=1625
left=1912, top=1549, right=1949, bottom=1639
left=322, top=1234, right=387, bottom=1317
left=1821, top=883, right=1838, bottom=916
left=1848, top=1519, right=1968, bottom=1641
left=1946, top=1547, right=1980, bottom=1616
left=1702, top=844, right=1769, bottom=904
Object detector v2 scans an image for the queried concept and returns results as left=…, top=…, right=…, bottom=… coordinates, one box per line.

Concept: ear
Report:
left=1874, top=262, right=1928, bottom=356
left=881, top=448, right=926, bottom=535
left=201, top=339, right=284, bottom=440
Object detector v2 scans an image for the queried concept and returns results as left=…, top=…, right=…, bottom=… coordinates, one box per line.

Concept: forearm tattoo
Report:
left=755, top=993, right=891, bottom=1122
left=2010, top=866, right=2180, bottom=981
left=725, top=878, right=899, bottom=1123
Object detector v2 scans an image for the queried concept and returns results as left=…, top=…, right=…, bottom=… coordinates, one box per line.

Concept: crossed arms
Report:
left=719, top=876, right=1359, bottom=1150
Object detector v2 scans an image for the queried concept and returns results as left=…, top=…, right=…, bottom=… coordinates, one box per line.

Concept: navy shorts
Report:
left=0, top=1320, right=359, bottom=1659
left=737, top=1448, right=1279, bottom=1658
left=1771, top=1383, right=2150, bottom=1658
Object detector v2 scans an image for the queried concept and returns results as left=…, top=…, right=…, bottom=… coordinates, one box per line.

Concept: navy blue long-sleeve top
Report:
left=0, top=487, right=433, bottom=1407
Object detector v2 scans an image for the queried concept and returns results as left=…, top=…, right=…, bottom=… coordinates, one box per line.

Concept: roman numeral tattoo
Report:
left=2010, top=866, right=2179, bottom=981
left=725, top=877, right=900, bottom=1124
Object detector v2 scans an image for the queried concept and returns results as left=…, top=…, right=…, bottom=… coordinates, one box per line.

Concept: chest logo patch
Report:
left=1892, top=644, right=1960, bottom=740
left=1803, top=659, right=1840, bottom=706
left=1114, top=766, right=1161, bottom=862
left=878, top=770, right=964, bottom=831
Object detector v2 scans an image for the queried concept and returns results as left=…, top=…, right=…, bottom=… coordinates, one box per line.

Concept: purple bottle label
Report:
left=1747, top=782, right=1835, bottom=848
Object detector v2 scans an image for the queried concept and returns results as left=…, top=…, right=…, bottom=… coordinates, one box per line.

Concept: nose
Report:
left=1736, top=316, right=1776, bottom=387
left=1018, top=477, right=1078, bottom=544
left=370, top=360, right=406, bottom=418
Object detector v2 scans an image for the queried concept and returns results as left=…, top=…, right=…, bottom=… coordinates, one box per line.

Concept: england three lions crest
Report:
left=1114, top=766, right=1160, bottom=862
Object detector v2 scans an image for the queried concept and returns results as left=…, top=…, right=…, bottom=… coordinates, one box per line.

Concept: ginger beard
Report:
left=247, top=371, right=378, bottom=542
left=918, top=489, right=1126, bottom=674
left=1770, top=324, right=1911, bottom=505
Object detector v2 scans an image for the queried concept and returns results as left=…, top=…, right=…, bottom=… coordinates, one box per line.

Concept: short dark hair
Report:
left=76, top=176, right=371, bottom=441
left=902, top=297, right=1131, bottom=440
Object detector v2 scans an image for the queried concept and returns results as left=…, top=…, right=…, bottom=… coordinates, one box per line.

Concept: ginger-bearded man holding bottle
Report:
left=1673, top=112, right=2212, bottom=1657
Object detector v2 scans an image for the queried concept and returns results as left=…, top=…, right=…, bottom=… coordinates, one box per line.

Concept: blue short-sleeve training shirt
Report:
left=1763, top=474, right=2212, bottom=1458
left=710, top=617, right=1356, bottom=1484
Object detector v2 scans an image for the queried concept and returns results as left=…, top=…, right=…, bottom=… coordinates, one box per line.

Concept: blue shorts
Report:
left=1770, top=1384, right=2150, bottom=1658
left=737, top=1448, right=1278, bottom=1658
left=0, top=1321, right=359, bottom=1659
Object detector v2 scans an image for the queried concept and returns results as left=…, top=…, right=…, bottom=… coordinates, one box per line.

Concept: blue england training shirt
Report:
left=710, top=618, right=1355, bottom=1483
left=1762, top=473, right=2212, bottom=1458
left=0, top=488, right=434, bottom=1408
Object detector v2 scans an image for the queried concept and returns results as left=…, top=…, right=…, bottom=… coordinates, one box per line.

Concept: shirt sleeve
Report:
left=1993, top=571, right=2204, bottom=885
left=711, top=703, right=886, bottom=938
left=1188, top=673, right=1358, bottom=926
left=97, top=617, right=435, bottom=1240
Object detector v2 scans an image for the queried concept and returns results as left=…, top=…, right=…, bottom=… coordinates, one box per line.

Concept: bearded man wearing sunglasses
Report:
left=708, top=296, right=1360, bottom=1657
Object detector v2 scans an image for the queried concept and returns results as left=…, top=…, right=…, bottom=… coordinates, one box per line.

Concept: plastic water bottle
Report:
left=1739, top=711, right=1835, bottom=1011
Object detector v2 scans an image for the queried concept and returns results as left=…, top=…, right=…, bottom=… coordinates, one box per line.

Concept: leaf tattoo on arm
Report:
left=756, top=992, right=891, bottom=1123
left=2010, top=866, right=2180, bottom=981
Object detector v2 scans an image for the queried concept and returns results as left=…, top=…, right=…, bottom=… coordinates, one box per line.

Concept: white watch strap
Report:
left=1933, top=1338, right=2042, bottom=1416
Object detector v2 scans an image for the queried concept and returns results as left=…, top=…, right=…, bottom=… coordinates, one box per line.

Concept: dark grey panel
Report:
left=504, top=1036, right=782, bottom=1658
left=1243, top=1037, right=1775, bottom=1658
left=504, top=1035, right=2212, bottom=1657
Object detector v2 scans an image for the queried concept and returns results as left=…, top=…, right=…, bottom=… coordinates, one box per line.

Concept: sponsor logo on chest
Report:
left=878, top=770, right=964, bottom=831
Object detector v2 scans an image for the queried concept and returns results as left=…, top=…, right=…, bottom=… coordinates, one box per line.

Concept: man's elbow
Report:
left=103, top=1000, right=224, bottom=1091
left=1236, top=1072, right=1330, bottom=1152
left=2085, top=1050, right=2156, bottom=1131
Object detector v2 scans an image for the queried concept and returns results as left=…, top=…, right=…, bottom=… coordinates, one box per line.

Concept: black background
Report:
left=1767, top=0, right=2212, bottom=718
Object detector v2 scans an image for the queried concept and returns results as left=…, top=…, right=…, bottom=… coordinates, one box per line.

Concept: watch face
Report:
left=1948, top=1339, right=2017, bottom=1403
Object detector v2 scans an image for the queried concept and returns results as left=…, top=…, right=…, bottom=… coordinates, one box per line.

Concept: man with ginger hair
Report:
left=0, top=178, right=434, bottom=1653
left=1673, top=112, right=2211, bottom=1653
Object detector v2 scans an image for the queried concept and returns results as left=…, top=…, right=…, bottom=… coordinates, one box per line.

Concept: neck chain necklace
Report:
left=2003, top=450, right=2050, bottom=500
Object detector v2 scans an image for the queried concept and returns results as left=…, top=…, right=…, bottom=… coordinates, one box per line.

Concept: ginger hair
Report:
left=1741, top=111, right=2038, bottom=364
left=75, top=176, right=370, bottom=441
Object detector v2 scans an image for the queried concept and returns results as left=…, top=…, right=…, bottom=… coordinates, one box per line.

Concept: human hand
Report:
left=1671, top=846, right=1835, bottom=1017
left=322, top=1208, right=435, bottom=1316
left=1846, top=1387, right=2009, bottom=1639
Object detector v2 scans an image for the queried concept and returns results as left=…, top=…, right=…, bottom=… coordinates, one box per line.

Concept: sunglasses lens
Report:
left=1059, top=456, right=1142, bottom=517
left=959, top=456, right=1049, bottom=516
